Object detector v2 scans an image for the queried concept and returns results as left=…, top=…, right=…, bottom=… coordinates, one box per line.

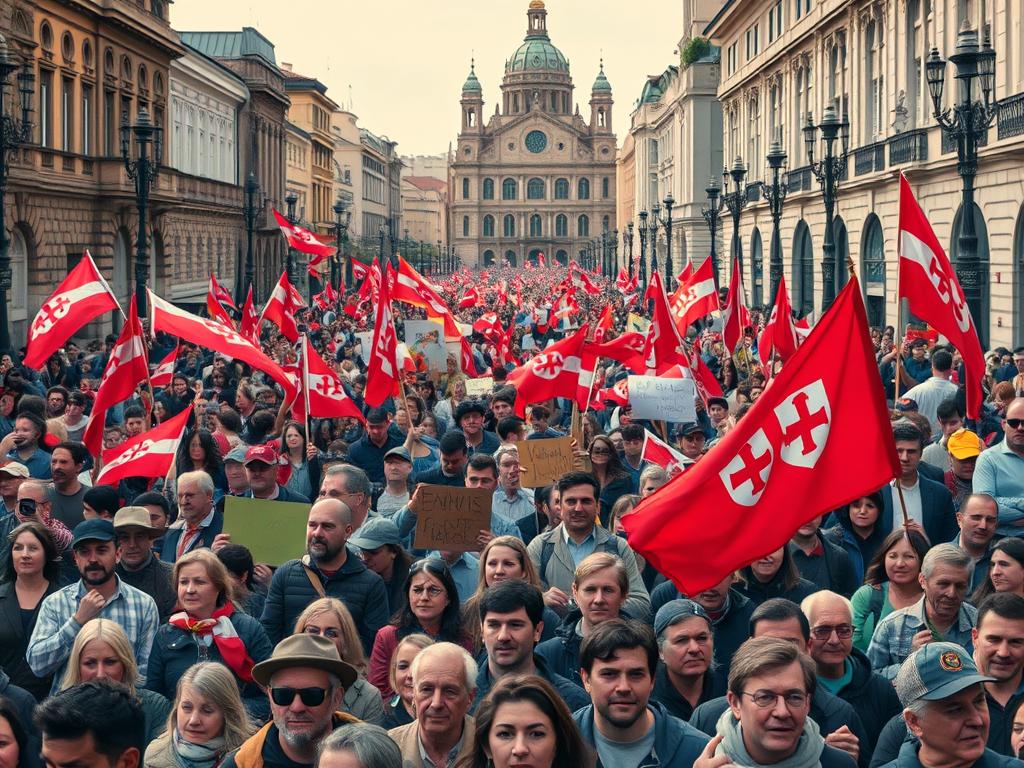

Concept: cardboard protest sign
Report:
left=627, top=375, right=697, bottom=423
left=223, top=496, right=310, bottom=566
left=412, top=485, right=494, bottom=552
left=465, top=377, right=494, bottom=397
left=520, top=436, right=575, bottom=488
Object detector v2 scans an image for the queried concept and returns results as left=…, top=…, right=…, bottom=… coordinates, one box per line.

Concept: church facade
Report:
left=450, top=0, right=617, bottom=268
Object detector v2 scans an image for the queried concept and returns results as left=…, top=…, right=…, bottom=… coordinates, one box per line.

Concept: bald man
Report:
left=802, top=590, right=901, bottom=752
left=259, top=498, right=389, bottom=652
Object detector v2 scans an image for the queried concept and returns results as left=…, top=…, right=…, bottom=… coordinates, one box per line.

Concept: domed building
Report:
left=450, top=1, right=617, bottom=267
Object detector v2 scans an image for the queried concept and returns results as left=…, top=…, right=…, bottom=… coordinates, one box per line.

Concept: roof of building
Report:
left=592, top=59, right=611, bottom=93
left=462, top=59, right=482, bottom=93
left=508, top=37, right=569, bottom=73
left=404, top=176, right=446, bottom=193
left=180, top=27, right=277, bottom=67
left=281, top=65, right=329, bottom=95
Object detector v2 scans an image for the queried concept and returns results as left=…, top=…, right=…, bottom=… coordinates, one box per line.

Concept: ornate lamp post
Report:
left=659, top=195, right=675, bottom=287
left=926, top=23, right=997, bottom=342
left=624, top=222, right=634, bottom=279
left=436, top=240, right=442, bottom=274
left=241, top=169, right=261, bottom=304
left=378, top=224, right=387, bottom=271
left=721, top=157, right=748, bottom=285
left=648, top=203, right=660, bottom=280
left=283, top=191, right=298, bottom=286
left=762, top=139, right=788, bottom=305
left=0, top=37, right=33, bottom=353
left=121, top=106, right=162, bottom=315
left=803, top=104, right=850, bottom=312
left=638, top=211, right=649, bottom=290
left=332, top=200, right=351, bottom=292
left=702, top=180, right=722, bottom=289
left=612, top=228, right=619, bottom=278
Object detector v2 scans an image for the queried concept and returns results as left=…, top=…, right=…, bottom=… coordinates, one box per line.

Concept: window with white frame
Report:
left=748, top=96, right=761, bottom=175
left=727, top=43, right=738, bottom=75
left=746, top=25, right=760, bottom=59
left=865, top=19, right=885, bottom=140
left=768, top=2, right=784, bottom=42
left=906, top=0, right=924, bottom=128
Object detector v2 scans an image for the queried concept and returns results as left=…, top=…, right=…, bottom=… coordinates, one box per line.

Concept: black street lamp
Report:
left=624, top=222, right=634, bottom=279
left=702, top=180, right=722, bottom=289
left=284, top=191, right=298, bottom=286
left=242, top=169, right=261, bottom=305
left=121, top=106, right=162, bottom=316
left=378, top=224, right=387, bottom=271
left=612, top=228, right=619, bottom=278
left=648, top=204, right=660, bottom=280
left=803, top=104, right=850, bottom=312
left=436, top=240, right=442, bottom=274
left=332, top=199, right=351, bottom=292
left=721, top=157, right=748, bottom=285
left=0, top=37, right=33, bottom=354
left=638, top=211, right=648, bottom=290
left=926, top=23, right=997, bottom=343
left=652, top=195, right=675, bottom=288
left=762, top=138, right=788, bottom=305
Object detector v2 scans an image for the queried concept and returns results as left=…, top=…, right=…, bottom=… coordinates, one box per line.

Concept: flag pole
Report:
left=893, top=181, right=905, bottom=406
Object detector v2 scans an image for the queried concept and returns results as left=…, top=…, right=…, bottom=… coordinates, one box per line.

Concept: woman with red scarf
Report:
left=144, top=548, right=273, bottom=721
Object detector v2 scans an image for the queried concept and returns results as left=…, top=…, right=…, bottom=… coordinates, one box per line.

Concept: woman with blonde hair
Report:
left=381, top=633, right=434, bottom=729
left=144, top=661, right=255, bottom=768
left=145, top=549, right=273, bottom=721
left=293, top=598, right=385, bottom=725
left=60, top=618, right=171, bottom=743
left=462, top=536, right=561, bottom=653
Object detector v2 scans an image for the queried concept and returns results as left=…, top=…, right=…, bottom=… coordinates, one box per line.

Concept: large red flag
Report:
left=758, top=273, right=800, bottom=366
left=299, top=336, right=364, bottom=422
left=897, top=173, right=985, bottom=418
left=81, top=295, right=151, bottom=457
left=506, top=326, right=590, bottom=417
left=389, top=257, right=460, bottom=339
left=641, top=272, right=689, bottom=375
left=677, top=262, right=694, bottom=285
left=207, top=273, right=238, bottom=313
left=588, top=332, right=647, bottom=375
left=260, top=272, right=301, bottom=343
left=669, top=258, right=720, bottom=335
left=472, top=312, right=503, bottom=342
left=593, top=305, right=614, bottom=344
left=96, top=405, right=192, bottom=487
left=460, top=336, right=481, bottom=378
left=459, top=286, right=479, bottom=310
left=150, top=343, right=178, bottom=388
left=272, top=209, right=336, bottom=263
left=622, top=278, right=899, bottom=594
left=722, top=256, right=747, bottom=355
left=24, top=251, right=120, bottom=368
left=364, top=273, right=399, bottom=408
left=149, top=290, right=297, bottom=402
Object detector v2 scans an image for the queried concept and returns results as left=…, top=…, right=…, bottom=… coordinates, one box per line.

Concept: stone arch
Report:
left=792, top=220, right=814, bottom=318
left=555, top=250, right=568, bottom=266
left=861, top=213, right=886, bottom=328
left=483, top=249, right=495, bottom=267
left=504, top=250, right=517, bottom=267
left=750, top=227, right=763, bottom=308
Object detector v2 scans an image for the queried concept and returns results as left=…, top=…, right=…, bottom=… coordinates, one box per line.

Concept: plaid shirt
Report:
left=27, top=576, right=160, bottom=694
left=866, top=595, right=977, bottom=680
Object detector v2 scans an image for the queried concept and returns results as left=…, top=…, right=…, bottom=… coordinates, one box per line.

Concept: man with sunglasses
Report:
left=974, top=398, right=1024, bottom=537
left=223, top=633, right=360, bottom=768
left=802, top=591, right=901, bottom=753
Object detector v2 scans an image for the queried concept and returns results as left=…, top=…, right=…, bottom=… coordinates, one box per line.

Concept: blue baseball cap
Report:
left=71, top=518, right=117, bottom=549
left=894, top=642, right=995, bottom=706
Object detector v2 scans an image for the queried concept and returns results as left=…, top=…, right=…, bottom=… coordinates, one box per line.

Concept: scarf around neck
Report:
left=715, top=708, right=824, bottom=768
left=172, top=727, right=227, bottom=768
left=168, top=602, right=255, bottom=682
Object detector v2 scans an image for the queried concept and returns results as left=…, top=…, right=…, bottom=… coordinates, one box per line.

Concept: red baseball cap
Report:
left=244, top=443, right=279, bottom=466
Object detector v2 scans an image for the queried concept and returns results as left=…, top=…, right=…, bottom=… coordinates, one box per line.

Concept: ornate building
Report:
left=450, top=0, right=617, bottom=267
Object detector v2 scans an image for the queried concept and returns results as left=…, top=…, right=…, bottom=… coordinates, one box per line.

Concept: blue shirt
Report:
left=429, top=551, right=479, bottom=603
left=563, top=526, right=597, bottom=568
left=492, top=488, right=535, bottom=526
left=867, top=595, right=977, bottom=680
left=7, top=448, right=51, bottom=479
left=974, top=440, right=1024, bottom=536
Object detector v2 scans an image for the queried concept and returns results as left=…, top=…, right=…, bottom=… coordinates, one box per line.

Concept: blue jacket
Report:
left=473, top=655, right=589, bottom=714
left=160, top=512, right=224, bottom=563
left=878, top=477, right=957, bottom=544
left=536, top=608, right=636, bottom=688
left=878, top=739, right=1024, bottom=768
left=649, top=584, right=755, bottom=674
left=573, top=701, right=709, bottom=768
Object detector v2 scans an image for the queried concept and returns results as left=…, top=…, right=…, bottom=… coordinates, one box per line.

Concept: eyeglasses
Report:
left=303, top=626, right=341, bottom=640
left=810, top=624, right=853, bottom=640
left=742, top=690, right=809, bottom=709
left=1007, top=419, right=1024, bottom=430
left=411, top=585, right=444, bottom=598
left=270, top=686, right=329, bottom=707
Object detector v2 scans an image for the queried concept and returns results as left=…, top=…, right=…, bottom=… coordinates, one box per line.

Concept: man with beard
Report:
left=7, top=412, right=51, bottom=478
left=26, top=518, right=159, bottom=694
left=222, top=633, right=360, bottom=768
left=47, top=442, right=87, bottom=528
left=574, top=619, right=710, bottom=768
left=260, top=498, right=388, bottom=653
left=974, top=398, right=1024, bottom=537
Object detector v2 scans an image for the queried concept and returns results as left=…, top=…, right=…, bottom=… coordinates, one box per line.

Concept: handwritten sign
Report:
left=223, top=496, right=310, bottom=566
left=465, top=377, right=494, bottom=397
left=413, top=485, right=494, bottom=552
left=520, top=436, right=575, bottom=488
left=627, top=376, right=697, bottom=423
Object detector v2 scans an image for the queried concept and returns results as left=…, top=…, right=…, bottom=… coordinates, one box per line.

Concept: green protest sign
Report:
left=223, top=496, right=310, bottom=566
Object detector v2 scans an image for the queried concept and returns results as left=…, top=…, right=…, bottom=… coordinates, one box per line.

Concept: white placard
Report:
left=465, top=377, right=494, bottom=397
left=355, top=332, right=373, bottom=362
left=626, top=376, right=698, bottom=423
left=403, top=320, right=447, bottom=371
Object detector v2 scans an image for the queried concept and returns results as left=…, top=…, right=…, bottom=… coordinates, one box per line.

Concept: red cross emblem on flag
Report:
left=314, top=375, right=342, bottom=397
left=532, top=351, right=565, bottom=380
left=108, top=439, right=155, bottom=468
left=200, top=319, right=243, bottom=344
left=31, top=294, right=73, bottom=335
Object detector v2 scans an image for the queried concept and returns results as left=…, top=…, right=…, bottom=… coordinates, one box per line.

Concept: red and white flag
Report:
left=506, top=325, right=590, bottom=417
left=96, top=405, right=192, bottom=487
left=296, top=336, right=364, bottom=422
left=207, top=273, right=238, bottom=313
left=642, top=273, right=689, bottom=375
left=677, top=262, right=694, bottom=286
left=721, top=256, right=749, bottom=355
left=641, top=430, right=690, bottom=477
left=473, top=312, right=503, bottom=341
left=206, top=274, right=235, bottom=328
left=238, top=286, right=260, bottom=345
left=390, top=257, right=460, bottom=339
left=272, top=209, right=336, bottom=264
left=149, top=290, right=297, bottom=401
left=588, top=332, right=647, bottom=375
left=594, top=305, right=614, bottom=344
left=81, top=295, right=151, bottom=457
left=459, top=286, right=479, bottom=310
left=571, top=263, right=602, bottom=296
left=363, top=273, right=400, bottom=408
left=24, top=251, right=121, bottom=368
left=460, top=336, right=481, bottom=378
left=260, top=272, right=301, bottom=343
left=150, top=343, right=178, bottom=388
left=758, top=273, right=800, bottom=367
left=669, top=258, right=720, bottom=335
left=897, top=173, right=986, bottom=418
left=596, top=377, right=629, bottom=408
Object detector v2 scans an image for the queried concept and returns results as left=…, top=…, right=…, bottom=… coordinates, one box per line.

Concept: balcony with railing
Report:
left=997, top=92, right=1024, bottom=140
left=785, top=166, right=812, bottom=193
left=888, top=129, right=929, bottom=165
left=854, top=142, right=886, bottom=176
left=942, top=126, right=989, bottom=154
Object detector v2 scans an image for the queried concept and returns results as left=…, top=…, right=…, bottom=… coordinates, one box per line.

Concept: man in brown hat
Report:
left=113, top=506, right=176, bottom=622
left=222, top=633, right=359, bottom=768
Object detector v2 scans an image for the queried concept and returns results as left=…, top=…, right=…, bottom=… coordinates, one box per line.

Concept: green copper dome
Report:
left=507, top=38, right=569, bottom=73
left=592, top=60, right=611, bottom=93
left=462, top=60, right=482, bottom=93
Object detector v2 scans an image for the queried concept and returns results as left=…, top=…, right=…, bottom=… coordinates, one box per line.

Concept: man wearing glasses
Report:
left=974, top=398, right=1024, bottom=537
left=802, top=591, right=901, bottom=753
left=223, top=633, right=360, bottom=768
left=693, top=636, right=856, bottom=768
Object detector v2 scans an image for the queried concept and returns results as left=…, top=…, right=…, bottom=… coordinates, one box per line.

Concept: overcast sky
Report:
left=173, top=0, right=686, bottom=157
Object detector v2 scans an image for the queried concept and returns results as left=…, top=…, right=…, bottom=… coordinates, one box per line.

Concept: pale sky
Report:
left=173, top=0, right=686, bottom=157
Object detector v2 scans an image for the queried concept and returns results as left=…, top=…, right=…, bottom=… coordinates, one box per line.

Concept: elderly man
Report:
left=245, top=444, right=310, bottom=503
left=0, top=459, right=28, bottom=517
left=693, top=636, right=856, bottom=768
left=955, top=494, right=1000, bottom=592
left=162, top=470, right=223, bottom=562
left=388, top=641, right=477, bottom=768
left=975, top=397, right=1024, bottom=537
left=260, top=497, right=388, bottom=652
left=877, top=642, right=1019, bottom=768
left=802, top=591, right=902, bottom=752
left=222, top=633, right=360, bottom=768
left=651, top=599, right=726, bottom=721
left=317, top=464, right=374, bottom=530
left=114, top=506, right=175, bottom=622
left=869, top=543, right=978, bottom=679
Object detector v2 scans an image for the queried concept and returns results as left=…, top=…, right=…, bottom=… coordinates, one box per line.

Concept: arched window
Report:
left=555, top=250, right=568, bottom=266
left=578, top=215, right=589, bottom=237
left=554, top=178, right=569, bottom=199
left=861, top=214, right=886, bottom=328
left=505, top=250, right=518, bottom=267
left=527, top=178, right=545, bottom=200
left=483, top=215, right=495, bottom=237
left=834, top=217, right=850, bottom=291
left=578, top=178, right=590, bottom=200
left=462, top=178, right=470, bottom=199
left=483, top=178, right=494, bottom=200
left=792, top=221, right=814, bottom=317
left=483, top=250, right=495, bottom=266
left=555, top=214, right=568, bottom=237
left=502, top=178, right=517, bottom=200
left=530, top=214, right=542, bottom=237
left=462, top=216, right=470, bottom=237
left=503, top=214, right=516, bottom=237
left=750, top=228, right=763, bottom=308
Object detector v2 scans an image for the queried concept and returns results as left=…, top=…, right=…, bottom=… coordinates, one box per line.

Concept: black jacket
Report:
left=878, top=477, right=957, bottom=545
left=831, top=647, right=903, bottom=751
left=735, top=548, right=820, bottom=608
left=651, top=662, right=726, bottom=722
left=260, top=549, right=389, bottom=653
left=472, top=654, right=589, bottom=713
left=575, top=701, right=709, bottom=768
left=0, top=667, right=41, bottom=768
left=116, top=555, right=176, bottom=623
left=789, top=531, right=860, bottom=597
left=0, top=578, right=61, bottom=701
left=535, top=608, right=635, bottom=688
left=650, top=584, right=755, bottom=673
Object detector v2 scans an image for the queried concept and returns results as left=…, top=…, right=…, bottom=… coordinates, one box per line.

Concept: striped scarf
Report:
left=168, top=602, right=255, bottom=682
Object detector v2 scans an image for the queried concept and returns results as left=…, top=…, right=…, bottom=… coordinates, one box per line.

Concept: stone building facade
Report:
left=706, top=0, right=1024, bottom=348
left=449, top=0, right=617, bottom=267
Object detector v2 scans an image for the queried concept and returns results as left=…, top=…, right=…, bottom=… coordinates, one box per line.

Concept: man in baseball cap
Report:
left=244, top=444, right=309, bottom=504
left=675, top=422, right=707, bottom=463
left=0, top=461, right=28, bottom=547
left=947, top=428, right=985, bottom=509
left=881, top=642, right=1009, bottom=768
left=651, top=599, right=725, bottom=721
left=114, top=506, right=175, bottom=622
left=223, top=445, right=250, bottom=496
left=222, top=634, right=359, bottom=767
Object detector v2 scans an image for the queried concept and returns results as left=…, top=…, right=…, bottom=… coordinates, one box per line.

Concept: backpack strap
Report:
left=302, top=563, right=327, bottom=598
